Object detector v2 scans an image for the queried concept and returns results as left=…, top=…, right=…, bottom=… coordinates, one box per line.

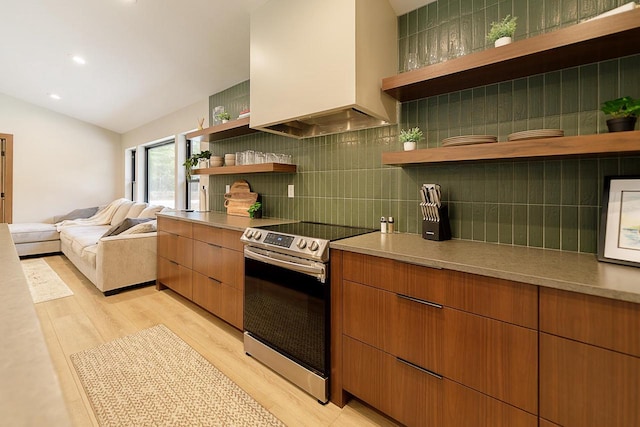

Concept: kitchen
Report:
left=154, top=0, right=640, bottom=426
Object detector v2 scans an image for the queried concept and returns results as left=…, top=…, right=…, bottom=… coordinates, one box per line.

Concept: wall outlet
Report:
left=288, top=184, right=295, bottom=198
left=225, top=184, right=230, bottom=193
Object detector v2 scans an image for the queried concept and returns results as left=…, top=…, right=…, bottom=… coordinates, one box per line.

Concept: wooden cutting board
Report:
left=224, top=180, right=259, bottom=217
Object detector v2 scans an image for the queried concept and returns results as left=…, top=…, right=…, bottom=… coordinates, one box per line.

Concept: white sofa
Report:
left=10, top=199, right=165, bottom=295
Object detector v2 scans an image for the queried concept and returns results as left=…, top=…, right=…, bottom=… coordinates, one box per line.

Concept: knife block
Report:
left=422, top=205, right=451, bottom=241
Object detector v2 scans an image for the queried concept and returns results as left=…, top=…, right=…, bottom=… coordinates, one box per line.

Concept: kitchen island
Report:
left=0, top=224, right=72, bottom=426
left=329, top=232, right=640, bottom=427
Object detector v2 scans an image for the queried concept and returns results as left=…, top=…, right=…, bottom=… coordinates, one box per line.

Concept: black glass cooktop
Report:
left=258, top=222, right=375, bottom=242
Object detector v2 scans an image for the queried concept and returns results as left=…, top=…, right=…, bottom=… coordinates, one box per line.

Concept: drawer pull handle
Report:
left=396, top=357, right=442, bottom=380
left=397, top=293, right=442, bottom=309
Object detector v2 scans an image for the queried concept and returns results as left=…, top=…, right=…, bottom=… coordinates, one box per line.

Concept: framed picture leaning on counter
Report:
left=598, top=175, right=640, bottom=267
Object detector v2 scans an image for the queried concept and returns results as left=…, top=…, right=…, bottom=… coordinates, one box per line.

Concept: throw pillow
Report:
left=101, top=218, right=152, bottom=238
left=119, top=220, right=157, bottom=235
left=56, top=206, right=99, bottom=221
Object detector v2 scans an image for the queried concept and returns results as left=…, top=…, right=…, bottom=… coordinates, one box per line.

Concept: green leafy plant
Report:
left=399, top=127, right=423, bottom=143
left=601, top=96, right=640, bottom=118
left=215, top=111, right=231, bottom=121
left=248, top=202, right=262, bottom=219
left=183, top=150, right=211, bottom=180
left=487, top=15, right=517, bottom=43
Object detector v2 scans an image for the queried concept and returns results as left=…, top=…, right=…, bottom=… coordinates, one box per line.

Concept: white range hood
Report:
left=249, top=0, right=398, bottom=139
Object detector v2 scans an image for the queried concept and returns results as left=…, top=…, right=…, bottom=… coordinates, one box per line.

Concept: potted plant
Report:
left=248, top=202, right=262, bottom=219
left=601, top=96, right=640, bottom=132
left=487, top=15, right=517, bottom=47
left=215, top=111, right=231, bottom=123
left=399, top=127, right=423, bottom=151
left=183, top=150, right=211, bottom=180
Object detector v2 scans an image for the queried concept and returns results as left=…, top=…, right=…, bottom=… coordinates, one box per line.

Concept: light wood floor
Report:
left=34, top=255, right=399, bottom=427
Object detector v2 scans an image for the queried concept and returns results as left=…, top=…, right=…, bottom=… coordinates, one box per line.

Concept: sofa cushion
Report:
left=81, top=245, right=98, bottom=269
left=138, top=205, right=164, bottom=219
left=55, top=206, right=99, bottom=222
left=9, top=223, right=59, bottom=244
left=125, top=203, right=148, bottom=219
left=102, top=218, right=152, bottom=237
left=110, top=200, right=135, bottom=226
left=119, top=220, right=157, bottom=235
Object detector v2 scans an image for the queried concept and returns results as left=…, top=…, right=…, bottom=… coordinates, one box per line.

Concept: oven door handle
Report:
left=244, top=246, right=327, bottom=282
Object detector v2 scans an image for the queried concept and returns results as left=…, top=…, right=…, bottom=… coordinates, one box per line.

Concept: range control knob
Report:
left=253, top=231, right=262, bottom=240
left=297, top=239, right=307, bottom=249
left=244, top=229, right=254, bottom=239
left=309, top=241, right=320, bottom=251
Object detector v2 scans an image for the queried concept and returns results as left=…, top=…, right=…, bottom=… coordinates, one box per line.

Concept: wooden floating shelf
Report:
left=382, top=131, right=640, bottom=166
left=185, top=117, right=258, bottom=142
left=192, top=163, right=297, bottom=175
left=382, top=8, right=640, bottom=101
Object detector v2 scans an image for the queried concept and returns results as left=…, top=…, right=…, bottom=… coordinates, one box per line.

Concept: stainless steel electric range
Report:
left=240, top=222, right=375, bottom=403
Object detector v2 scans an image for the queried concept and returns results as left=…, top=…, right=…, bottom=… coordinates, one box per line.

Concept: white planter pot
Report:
left=494, top=36, right=512, bottom=47
left=403, top=141, right=417, bottom=151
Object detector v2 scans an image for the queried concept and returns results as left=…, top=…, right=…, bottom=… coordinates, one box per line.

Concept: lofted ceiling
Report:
left=0, top=0, right=432, bottom=134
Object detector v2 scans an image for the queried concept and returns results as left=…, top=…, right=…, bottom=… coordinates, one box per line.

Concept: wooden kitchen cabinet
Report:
left=336, top=251, right=538, bottom=425
left=539, top=288, right=640, bottom=426
left=157, top=217, right=244, bottom=330
left=157, top=217, right=193, bottom=298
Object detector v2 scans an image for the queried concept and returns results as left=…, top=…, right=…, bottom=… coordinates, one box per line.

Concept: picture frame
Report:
left=597, top=175, right=640, bottom=267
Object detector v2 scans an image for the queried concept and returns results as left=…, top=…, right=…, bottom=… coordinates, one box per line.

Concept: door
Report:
left=0, top=133, right=13, bottom=223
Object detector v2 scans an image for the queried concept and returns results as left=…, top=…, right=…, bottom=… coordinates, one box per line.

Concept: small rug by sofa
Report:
left=21, top=258, right=74, bottom=303
left=70, top=324, right=285, bottom=427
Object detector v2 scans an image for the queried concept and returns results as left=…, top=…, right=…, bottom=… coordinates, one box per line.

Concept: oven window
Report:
left=244, top=257, right=328, bottom=375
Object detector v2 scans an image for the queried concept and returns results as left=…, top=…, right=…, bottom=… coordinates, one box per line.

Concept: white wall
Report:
left=121, top=98, right=209, bottom=210
left=0, top=93, right=122, bottom=223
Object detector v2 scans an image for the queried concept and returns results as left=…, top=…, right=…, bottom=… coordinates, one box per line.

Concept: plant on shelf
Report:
left=601, top=96, right=640, bottom=132
left=248, top=202, right=262, bottom=219
left=183, top=150, right=211, bottom=180
left=487, top=15, right=517, bottom=47
left=399, top=127, right=423, bottom=151
left=215, top=111, right=231, bottom=123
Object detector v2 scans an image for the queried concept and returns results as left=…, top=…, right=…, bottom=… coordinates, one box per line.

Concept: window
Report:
left=186, top=138, right=201, bottom=211
left=145, top=140, right=175, bottom=208
left=129, top=149, right=136, bottom=200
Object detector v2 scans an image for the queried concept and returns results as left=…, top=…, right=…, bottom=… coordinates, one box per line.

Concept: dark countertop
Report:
left=156, top=211, right=296, bottom=231
left=331, top=232, right=640, bottom=304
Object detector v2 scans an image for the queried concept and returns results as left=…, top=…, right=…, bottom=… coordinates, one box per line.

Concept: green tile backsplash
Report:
left=206, top=0, right=640, bottom=254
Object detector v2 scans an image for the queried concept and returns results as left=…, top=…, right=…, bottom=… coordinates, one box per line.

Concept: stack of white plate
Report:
left=507, top=129, right=564, bottom=141
left=442, top=135, right=498, bottom=147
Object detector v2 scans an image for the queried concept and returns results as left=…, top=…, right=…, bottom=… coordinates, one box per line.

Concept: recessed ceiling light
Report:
left=72, top=55, right=86, bottom=65
left=49, top=93, right=62, bottom=100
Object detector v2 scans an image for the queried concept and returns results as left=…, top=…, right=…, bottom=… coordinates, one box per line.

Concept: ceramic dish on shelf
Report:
left=507, top=129, right=564, bottom=141
left=441, top=135, right=497, bottom=147
left=210, top=155, right=224, bottom=167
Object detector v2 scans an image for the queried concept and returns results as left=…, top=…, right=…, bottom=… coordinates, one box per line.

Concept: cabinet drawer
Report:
left=343, top=336, right=443, bottom=427
left=192, top=240, right=243, bottom=288
left=343, top=336, right=535, bottom=427
left=443, top=308, right=538, bottom=414
left=157, top=216, right=192, bottom=238
left=540, top=287, right=640, bottom=357
left=192, top=223, right=243, bottom=251
left=342, top=251, right=398, bottom=292
left=157, top=231, right=192, bottom=268
left=192, top=272, right=239, bottom=328
left=445, top=271, right=538, bottom=329
left=444, top=380, right=537, bottom=427
left=540, top=333, right=640, bottom=427
left=157, top=256, right=192, bottom=299
left=387, top=291, right=444, bottom=373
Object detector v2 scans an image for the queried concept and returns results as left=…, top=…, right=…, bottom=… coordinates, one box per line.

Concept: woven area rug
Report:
left=70, top=324, right=285, bottom=427
left=21, top=258, right=74, bottom=303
